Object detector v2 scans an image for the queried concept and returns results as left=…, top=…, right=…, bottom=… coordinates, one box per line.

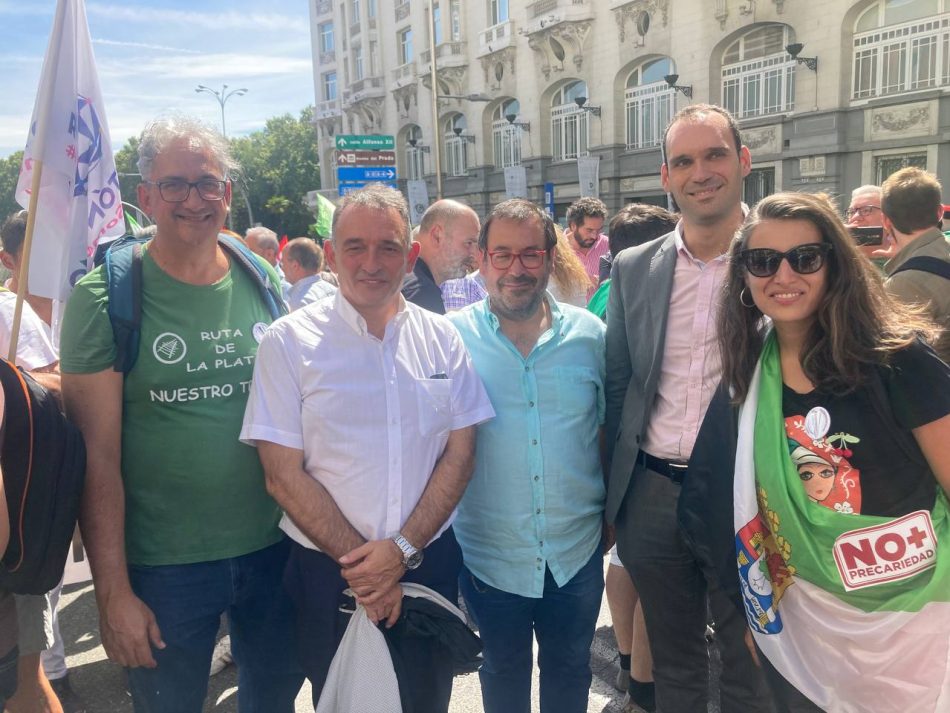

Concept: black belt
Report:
left=638, top=451, right=688, bottom=485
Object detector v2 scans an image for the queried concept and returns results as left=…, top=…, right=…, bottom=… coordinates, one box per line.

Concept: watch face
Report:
left=406, top=550, right=424, bottom=570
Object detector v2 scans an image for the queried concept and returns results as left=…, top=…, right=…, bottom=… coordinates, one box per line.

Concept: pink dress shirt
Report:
left=571, top=233, right=610, bottom=300
left=641, top=224, right=728, bottom=462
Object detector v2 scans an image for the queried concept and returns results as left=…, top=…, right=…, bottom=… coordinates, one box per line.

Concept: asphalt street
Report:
left=56, top=560, right=722, bottom=713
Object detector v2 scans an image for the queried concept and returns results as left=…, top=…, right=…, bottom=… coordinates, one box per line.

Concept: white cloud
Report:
left=92, top=38, right=201, bottom=54
left=86, top=3, right=308, bottom=35
left=99, top=52, right=312, bottom=80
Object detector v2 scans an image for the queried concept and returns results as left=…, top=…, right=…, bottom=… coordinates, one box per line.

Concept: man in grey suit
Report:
left=605, top=104, right=772, bottom=713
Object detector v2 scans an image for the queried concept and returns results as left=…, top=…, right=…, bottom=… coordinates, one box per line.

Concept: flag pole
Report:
left=7, top=0, right=67, bottom=362
left=7, top=163, right=45, bottom=362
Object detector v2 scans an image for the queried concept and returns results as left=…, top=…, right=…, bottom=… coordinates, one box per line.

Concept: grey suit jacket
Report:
left=604, top=231, right=678, bottom=524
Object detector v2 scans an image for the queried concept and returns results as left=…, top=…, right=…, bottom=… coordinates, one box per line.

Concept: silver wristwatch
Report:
left=391, top=533, right=423, bottom=570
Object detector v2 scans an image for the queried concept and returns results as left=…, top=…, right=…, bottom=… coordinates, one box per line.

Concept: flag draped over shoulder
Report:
left=15, top=0, right=124, bottom=301
left=734, top=334, right=950, bottom=713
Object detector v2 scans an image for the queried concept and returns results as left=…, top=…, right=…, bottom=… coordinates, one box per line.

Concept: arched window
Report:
left=625, top=58, right=675, bottom=149
left=405, top=125, right=425, bottom=180
left=492, top=99, right=523, bottom=168
left=852, top=0, right=948, bottom=99
left=551, top=81, right=588, bottom=161
left=444, top=114, right=469, bottom=177
left=721, top=25, right=796, bottom=118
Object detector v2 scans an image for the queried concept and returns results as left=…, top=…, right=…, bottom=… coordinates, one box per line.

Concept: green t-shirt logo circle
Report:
left=152, top=332, right=188, bottom=364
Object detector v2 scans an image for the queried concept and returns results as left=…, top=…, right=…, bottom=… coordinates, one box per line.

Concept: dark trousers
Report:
left=283, top=528, right=463, bottom=709
left=615, top=465, right=773, bottom=713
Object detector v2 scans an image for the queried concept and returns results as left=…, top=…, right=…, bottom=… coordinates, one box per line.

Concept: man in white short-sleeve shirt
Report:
left=241, top=184, right=494, bottom=709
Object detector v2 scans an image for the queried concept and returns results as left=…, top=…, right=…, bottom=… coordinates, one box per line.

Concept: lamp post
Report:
left=195, top=84, right=251, bottom=228
left=195, top=84, right=248, bottom=138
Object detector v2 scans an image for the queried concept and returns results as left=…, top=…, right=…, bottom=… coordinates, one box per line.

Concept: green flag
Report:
left=315, top=193, right=336, bottom=238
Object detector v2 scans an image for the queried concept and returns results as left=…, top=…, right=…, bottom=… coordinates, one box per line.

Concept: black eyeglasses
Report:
left=147, top=179, right=228, bottom=203
left=739, top=243, right=832, bottom=278
left=486, top=249, right=549, bottom=270
left=846, top=205, right=880, bottom=219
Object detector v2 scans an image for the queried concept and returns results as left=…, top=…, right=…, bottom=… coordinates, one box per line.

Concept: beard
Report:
left=489, top=275, right=547, bottom=321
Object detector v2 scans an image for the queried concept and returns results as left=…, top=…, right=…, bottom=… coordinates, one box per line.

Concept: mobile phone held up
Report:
left=849, top=225, right=884, bottom=246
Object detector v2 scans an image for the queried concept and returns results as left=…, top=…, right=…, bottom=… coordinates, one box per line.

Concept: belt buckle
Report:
left=668, top=462, right=688, bottom=484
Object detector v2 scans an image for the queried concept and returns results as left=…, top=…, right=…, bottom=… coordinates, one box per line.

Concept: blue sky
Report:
left=0, top=0, right=315, bottom=158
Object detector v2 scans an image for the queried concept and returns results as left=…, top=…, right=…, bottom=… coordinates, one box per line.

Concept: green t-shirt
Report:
left=586, top=278, right=610, bottom=321
left=60, top=249, right=283, bottom=566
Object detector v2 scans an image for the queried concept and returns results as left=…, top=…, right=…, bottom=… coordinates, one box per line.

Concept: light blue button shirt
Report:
left=288, top=274, right=337, bottom=311
left=448, top=294, right=606, bottom=598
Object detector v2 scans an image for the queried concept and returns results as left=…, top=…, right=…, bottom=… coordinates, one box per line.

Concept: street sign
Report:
left=339, top=181, right=397, bottom=196
left=337, top=150, right=397, bottom=166
left=335, top=134, right=395, bottom=150
left=337, top=166, right=397, bottom=183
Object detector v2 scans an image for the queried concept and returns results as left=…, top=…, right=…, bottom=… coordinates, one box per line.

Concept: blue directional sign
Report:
left=337, top=166, right=397, bottom=183
left=339, top=181, right=397, bottom=196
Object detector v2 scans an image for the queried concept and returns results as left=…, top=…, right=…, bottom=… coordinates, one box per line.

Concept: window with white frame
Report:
left=319, top=22, right=335, bottom=53
left=399, top=28, right=413, bottom=64
left=370, top=41, right=379, bottom=76
left=450, top=0, right=461, bottom=40
left=432, top=4, right=443, bottom=45
left=742, top=167, right=775, bottom=207
left=492, top=99, right=523, bottom=168
left=406, top=126, right=426, bottom=181
left=351, top=0, right=360, bottom=22
left=444, top=115, right=470, bottom=177
left=368, top=0, right=376, bottom=18
left=875, top=152, right=928, bottom=183
left=354, top=46, right=364, bottom=80
left=625, top=58, right=676, bottom=150
left=551, top=81, right=589, bottom=162
left=852, top=0, right=949, bottom=99
left=722, top=25, right=796, bottom=119
left=323, top=71, right=337, bottom=100
left=490, top=0, right=509, bottom=25
left=405, top=126, right=426, bottom=180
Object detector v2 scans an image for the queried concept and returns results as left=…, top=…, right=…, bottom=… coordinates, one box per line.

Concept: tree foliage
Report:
left=110, top=107, right=321, bottom=238
left=0, top=151, right=24, bottom=223
left=230, top=106, right=322, bottom=238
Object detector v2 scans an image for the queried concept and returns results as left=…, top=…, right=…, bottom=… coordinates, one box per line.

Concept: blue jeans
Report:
left=126, top=539, right=303, bottom=713
left=460, top=548, right=604, bottom=713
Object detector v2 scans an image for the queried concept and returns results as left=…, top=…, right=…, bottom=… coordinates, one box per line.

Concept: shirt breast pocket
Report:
left=555, top=366, right=597, bottom=414
left=415, top=378, right=453, bottom=437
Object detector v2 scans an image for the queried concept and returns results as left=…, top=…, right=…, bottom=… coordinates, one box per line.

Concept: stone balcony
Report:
left=477, top=20, right=515, bottom=58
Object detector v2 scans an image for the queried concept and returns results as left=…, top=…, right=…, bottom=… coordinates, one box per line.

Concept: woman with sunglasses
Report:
left=684, top=192, right=950, bottom=712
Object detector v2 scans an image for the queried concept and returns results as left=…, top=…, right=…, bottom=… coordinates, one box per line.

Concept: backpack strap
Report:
left=104, top=236, right=147, bottom=374
left=890, top=256, right=950, bottom=281
left=217, top=233, right=288, bottom=321
left=104, top=233, right=287, bottom=374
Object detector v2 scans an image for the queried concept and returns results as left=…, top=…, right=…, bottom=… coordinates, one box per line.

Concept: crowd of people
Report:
left=0, top=102, right=947, bottom=713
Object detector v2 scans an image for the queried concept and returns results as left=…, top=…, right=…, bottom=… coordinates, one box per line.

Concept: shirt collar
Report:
left=333, top=289, right=410, bottom=338
left=886, top=227, right=947, bottom=273
left=674, top=209, right=746, bottom=267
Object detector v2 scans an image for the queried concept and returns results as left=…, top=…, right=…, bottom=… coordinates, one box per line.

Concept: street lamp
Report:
left=195, top=84, right=248, bottom=138
left=195, top=84, right=251, bottom=228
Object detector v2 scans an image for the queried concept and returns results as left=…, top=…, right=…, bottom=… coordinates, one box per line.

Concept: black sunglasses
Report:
left=739, top=243, right=832, bottom=278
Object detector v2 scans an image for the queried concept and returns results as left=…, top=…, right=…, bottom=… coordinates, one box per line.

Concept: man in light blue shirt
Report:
left=282, top=237, right=336, bottom=311
left=448, top=199, right=606, bottom=713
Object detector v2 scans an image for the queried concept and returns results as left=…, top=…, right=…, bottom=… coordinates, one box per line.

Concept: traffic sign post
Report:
left=334, top=134, right=398, bottom=198
left=336, top=150, right=397, bottom=166
left=337, top=166, right=397, bottom=183
left=335, top=134, right=395, bottom=151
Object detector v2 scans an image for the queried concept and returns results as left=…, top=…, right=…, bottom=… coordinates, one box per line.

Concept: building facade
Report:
left=309, top=0, right=950, bottom=220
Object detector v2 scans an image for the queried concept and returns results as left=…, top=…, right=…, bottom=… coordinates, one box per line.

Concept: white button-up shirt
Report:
left=241, top=291, right=494, bottom=550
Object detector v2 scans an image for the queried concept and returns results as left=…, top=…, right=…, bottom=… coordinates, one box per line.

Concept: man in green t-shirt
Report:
left=60, top=117, right=302, bottom=713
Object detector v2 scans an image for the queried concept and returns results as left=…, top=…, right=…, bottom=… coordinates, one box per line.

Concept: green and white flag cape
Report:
left=733, top=335, right=950, bottom=712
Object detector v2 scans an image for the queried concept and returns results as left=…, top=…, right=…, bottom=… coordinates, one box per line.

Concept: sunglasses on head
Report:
left=738, top=243, right=832, bottom=278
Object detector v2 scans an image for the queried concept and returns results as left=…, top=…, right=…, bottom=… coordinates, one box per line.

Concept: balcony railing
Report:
left=316, top=99, right=342, bottom=118
left=391, top=61, right=417, bottom=86
left=395, top=1, right=410, bottom=21
left=315, top=0, right=332, bottom=15
left=420, top=41, right=467, bottom=64
left=319, top=51, right=335, bottom=65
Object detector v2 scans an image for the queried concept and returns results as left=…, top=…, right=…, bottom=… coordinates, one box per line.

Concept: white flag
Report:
left=16, top=0, right=124, bottom=301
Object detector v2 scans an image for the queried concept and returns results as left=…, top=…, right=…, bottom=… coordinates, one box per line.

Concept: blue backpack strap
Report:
left=217, top=233, right=288, bottom=320
left=104, top=236, right=148, bottom=374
